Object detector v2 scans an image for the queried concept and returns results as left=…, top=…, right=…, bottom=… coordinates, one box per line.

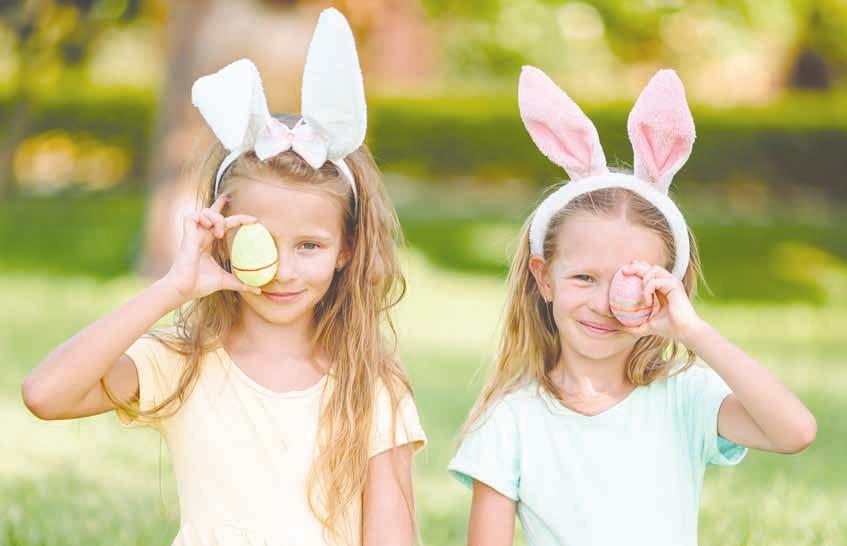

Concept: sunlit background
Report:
left=2, top=1, right=845, bottom=544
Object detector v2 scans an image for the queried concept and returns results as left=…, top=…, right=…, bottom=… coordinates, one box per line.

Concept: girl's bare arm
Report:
left=362, top=445, right=416, bottom=546
left=21, top=279, right=188, bottom=420
left=468, top=481, right=516, bottom=546
left=682, top=320, right=817, bottom=454
left=621, top=261, right=816, bottom=454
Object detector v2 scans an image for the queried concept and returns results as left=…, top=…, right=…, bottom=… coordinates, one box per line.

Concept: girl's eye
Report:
left=300, top=242, right=321, bottom=250
left=575, top=275, right=592, bottom=282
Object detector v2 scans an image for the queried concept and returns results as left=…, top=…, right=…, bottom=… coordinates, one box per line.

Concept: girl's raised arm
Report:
left=21, top=278, right=187, bottom=420
left=621, top=260, right=817, bottom=454
left=21, top=195, right=260, bottom=420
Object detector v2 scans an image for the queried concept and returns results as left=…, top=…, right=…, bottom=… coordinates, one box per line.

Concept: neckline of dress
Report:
left=214, top=345, right=329, bottom=399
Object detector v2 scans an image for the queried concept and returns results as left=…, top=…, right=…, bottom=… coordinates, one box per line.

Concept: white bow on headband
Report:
left=519, top=66, right=696, bottom=280
left=190, top=8, right=367, bottom=203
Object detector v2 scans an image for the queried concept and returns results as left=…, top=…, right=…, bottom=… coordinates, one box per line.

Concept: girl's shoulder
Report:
left=126, top=325, right=181, bottom=363
left=125, top=325, right=214, bottom=378
left=662, top=361, right=720, bottom=391
left=477, top=382, right=549, bottom=424
left=649, top=361, right=732, bottom=413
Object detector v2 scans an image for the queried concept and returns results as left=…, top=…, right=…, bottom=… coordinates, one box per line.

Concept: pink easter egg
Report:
left=609, top=267, right=654, bottom=327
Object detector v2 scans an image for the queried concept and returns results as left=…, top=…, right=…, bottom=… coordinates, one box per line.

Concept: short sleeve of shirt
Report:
left=368, top=380, right=428, bottom=459
left=680, top=365, right=747, bottom=467
left=448, top=399, right=521, bottom=501
left=116, top=330, right=183, bottom=429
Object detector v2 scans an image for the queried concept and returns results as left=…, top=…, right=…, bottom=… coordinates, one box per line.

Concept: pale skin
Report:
left=22, top=176, right=416, bottom=546
left=466, top=212, right=817, bottom=546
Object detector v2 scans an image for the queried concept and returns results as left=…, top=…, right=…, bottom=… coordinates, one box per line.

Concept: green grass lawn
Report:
left=2, top=188, right=845, bottom=544
left=2, top=250, right=845, bottom=545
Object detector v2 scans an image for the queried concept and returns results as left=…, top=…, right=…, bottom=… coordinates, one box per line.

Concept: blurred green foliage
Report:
left=0, top=188, right=144, bottom=279
left=369, top=93, right=847, bottom=199
left=5, top=90, right=847, bottom=198
left=420, top=0, right=847, bottom=86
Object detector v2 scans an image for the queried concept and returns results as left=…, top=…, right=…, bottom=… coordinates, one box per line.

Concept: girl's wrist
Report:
left=678, top=317, right=713, bottom=349
left=152, top=277, right=191, bottom=310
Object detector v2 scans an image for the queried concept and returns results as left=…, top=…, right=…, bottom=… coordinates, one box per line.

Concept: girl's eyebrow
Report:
left=562, top=265, right=606, bottom=277
left=268, top=229, right=334, bottom=243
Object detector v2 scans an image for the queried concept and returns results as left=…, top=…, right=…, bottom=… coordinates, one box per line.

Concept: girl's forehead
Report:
left=224, top=177, right=345, bottom=236
left=555, top=213, right=668, bottom=271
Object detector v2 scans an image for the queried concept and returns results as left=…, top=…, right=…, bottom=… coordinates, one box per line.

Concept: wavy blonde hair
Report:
left=463, top=185, right=707, bottom=432
left=103, top=116, right=417, bottom=543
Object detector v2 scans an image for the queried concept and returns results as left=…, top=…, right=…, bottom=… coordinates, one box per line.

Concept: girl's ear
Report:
left=627, top=69, right=696, bottom=194
left=528, top=254, right=552, bottom=302
left=518, top=65, right=608, bottom=181
left=336, top=244, right=352, bottom=271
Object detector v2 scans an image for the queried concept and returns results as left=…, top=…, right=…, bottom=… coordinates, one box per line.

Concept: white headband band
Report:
left=519, top=66, right=697, bottom=280
left=191, top=8, right=366, bottom=209
left=212, top=138, right=358, bottom=202
left=529, top=173, right=690, bottom=279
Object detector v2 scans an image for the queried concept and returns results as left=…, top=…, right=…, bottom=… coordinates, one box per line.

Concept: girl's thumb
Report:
left=224, top=273, right=261, bottom=295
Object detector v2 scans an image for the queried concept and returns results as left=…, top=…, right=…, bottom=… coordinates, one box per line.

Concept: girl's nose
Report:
left=273, top=251, right=298, bottom=282
left=588, top=282, right=613, bottom=316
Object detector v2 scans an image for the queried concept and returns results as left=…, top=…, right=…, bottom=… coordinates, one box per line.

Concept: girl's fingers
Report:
left=210, top=193, right=229, bottom=213
left=621, top=261, right=671, bottom=278
left=649, top=265, right=672, bottom=279
left=223, top=214, right=259, bottom=231
left=621, top=260, right=650, bottom=277
left=187, top=211, right=212, bottom=233
left=223, top=272, right=262, bottom=295
left=201, top=209, right=226, bottom=238
left=629, top=264, right=671, bottom=290
left=624, top=322, right=649, bottom=338
left=644, top=277, right=677, bottom=304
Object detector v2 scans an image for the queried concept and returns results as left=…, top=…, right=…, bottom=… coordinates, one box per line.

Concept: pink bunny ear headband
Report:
left=190, top=8, right=366, bottom=207
left=520, top=66, right=695, bottom=280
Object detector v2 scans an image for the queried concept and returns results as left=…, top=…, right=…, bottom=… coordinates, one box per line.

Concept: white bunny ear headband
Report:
left=191, top=8, right=366, bottom=207
left=520, top=66, right=695, bottom=280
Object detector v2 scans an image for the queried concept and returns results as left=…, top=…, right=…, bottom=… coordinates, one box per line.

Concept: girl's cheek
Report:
left=553, top=284, right=577, bottom=306
left=300, top=254, right=339, bottom=283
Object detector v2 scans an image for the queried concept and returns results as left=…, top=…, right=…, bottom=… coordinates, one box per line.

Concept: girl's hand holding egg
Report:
left=162, top=194, right=264, bottom=302
left=613, top=260, right=704, bottom=343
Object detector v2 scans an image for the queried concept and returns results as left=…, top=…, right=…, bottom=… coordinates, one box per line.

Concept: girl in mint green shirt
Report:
left=448, top=66, right=816, bottom=546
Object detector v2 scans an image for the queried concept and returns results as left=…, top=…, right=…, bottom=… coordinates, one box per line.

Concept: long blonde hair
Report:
left=104, top=116, right=416, bottom=542
left=463, top=185, right=706, bottom=433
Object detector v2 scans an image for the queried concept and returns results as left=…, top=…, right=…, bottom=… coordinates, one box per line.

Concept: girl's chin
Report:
left=562, top=327, right=635, bottom=357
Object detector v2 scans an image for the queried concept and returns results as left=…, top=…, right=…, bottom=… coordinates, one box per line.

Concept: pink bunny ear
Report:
left=519, top=66, right=607, bottom=180
left=627, top=69, right=695, bottom=193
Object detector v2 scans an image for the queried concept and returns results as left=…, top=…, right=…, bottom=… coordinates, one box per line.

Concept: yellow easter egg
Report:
left=230, top=223, right=279, bottom=287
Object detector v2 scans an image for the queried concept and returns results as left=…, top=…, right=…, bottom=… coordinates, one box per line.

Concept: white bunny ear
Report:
left=191, top=58, right=272, bottom=152
left=301, top=8, right=367, bottom=161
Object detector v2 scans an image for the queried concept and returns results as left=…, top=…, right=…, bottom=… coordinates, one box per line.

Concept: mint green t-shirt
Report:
left=448, top=364, right=746, bottom=546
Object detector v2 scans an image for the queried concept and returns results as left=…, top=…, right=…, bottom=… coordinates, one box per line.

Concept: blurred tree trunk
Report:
left=787, top=8, right=833, bottom=91
left=0, top=101, right=33, bottom=199
left=136, top=0, right=211, bottom=279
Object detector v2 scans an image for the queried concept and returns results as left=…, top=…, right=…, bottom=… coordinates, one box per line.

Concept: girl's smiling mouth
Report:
left=578, top=320, right=619, bottom=336
left=262, top=289, right=305, bottom=303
